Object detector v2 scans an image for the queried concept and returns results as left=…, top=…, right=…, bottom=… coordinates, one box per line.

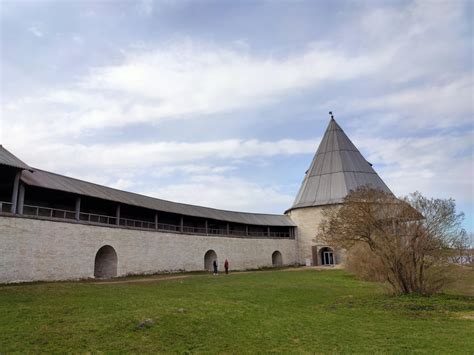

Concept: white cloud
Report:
left=354, top=0, right=467, bottom=83
left=80, top=41, right=381, bottom=117
left=2, top=41, right=385, bottom=143
left=28, top=26, right=43, bottom=38
left=108, top=178, right=135, bottom=190
left=355, top=132, right=474, bottom=203
left=144, top=175, right=294, bottom=213
left=150, top=164, right=236, bottom=178
left=5, top=0, right=470, bottom=145
left=72, top=34, right=83, bottom=44
left=348, top=77, right=473, bottom=129
left=11, top=138, right=317, bottom=173
left=137, top=0, right=153, bottom=16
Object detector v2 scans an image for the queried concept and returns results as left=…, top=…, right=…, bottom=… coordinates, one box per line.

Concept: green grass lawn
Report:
left=1, top=269, right=473, bottom=353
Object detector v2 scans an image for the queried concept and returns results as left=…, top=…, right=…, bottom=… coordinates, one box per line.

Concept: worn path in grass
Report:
left=92, top=266, right=339, bottom=285
left=1, top=269, right=473, bottom=353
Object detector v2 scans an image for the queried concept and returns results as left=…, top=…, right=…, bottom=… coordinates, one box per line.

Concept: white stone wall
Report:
left=286, top=206, right=343, bottom=265
left=0, top=216, right=297, bottom=283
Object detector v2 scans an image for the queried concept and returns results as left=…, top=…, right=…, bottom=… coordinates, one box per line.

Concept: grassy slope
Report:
left=0, top=270, right=473, bottom=353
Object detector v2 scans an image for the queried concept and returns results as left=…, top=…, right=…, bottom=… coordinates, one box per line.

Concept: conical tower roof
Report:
left=288, top=118, right=392, bottom=211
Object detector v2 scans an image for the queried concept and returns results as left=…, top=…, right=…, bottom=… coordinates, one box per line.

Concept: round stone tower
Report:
left=286, top=117, right=392, bottom=266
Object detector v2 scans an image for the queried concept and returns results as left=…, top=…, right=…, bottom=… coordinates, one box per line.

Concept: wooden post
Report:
left=312, top=246, right=318, bottom=266
left=226, top=223, right=230, bottom=235
left=17, top=183, right=25, bottom=215
left=11, top=171, right=21, bottom=214
left=155, top=213, right=159, bottom=230
left=205, top=220, right=208, bottom=235
left=116, top=205, right=120, bottom=226
left=75, top=197, right=81, bottom=221
left=180, top=216, right=184, bottom=232
left=267, top=226, right=271, bottom=237
left=245, top=225, right=249, bottom=236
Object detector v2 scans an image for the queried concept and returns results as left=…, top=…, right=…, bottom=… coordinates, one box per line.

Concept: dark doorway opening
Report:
left=204, top=249, right=217, bottom=271
left=320, top=247, right=334, bottom=266
left=94, top=245, right=118, bottom=278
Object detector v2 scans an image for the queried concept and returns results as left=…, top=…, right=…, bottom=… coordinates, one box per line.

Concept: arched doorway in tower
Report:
left=204, top=249, right=217, bottom=271
left=94, top=245, right=118, bottom=278
left=272, top=251, right=283, bottom=266
left=320, top=247, right=335, bottom=266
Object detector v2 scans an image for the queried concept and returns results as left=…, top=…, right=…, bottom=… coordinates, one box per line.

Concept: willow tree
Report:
left=317, top=187, right=466, bottom=295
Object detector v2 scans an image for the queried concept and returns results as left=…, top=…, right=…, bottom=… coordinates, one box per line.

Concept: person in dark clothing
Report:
left=224, top=259, right=229, bottom=274
left=213, top=259, right=218, bottom=275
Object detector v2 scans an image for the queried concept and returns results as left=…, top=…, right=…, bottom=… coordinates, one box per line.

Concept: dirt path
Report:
left=93, top=275, right=191, bottom=285
left=92, top=266, right=341, bottom=285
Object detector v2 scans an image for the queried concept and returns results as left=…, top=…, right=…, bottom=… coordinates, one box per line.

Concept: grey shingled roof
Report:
left=20, top=168, right=295, bottom=226
left=288, top=118, right=392, bottom=211
left=0, top=145, right=32, bottom=170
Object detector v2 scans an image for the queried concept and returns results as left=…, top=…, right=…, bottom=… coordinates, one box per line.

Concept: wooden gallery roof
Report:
left=19, top=167, right=295, bottom=227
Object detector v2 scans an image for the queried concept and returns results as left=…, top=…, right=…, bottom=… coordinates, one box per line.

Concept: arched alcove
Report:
left=94, top=245, right=118, bottom=278
left=272, top=250, right=283, bottom=266
left=204, top=249, right=217, bottom=271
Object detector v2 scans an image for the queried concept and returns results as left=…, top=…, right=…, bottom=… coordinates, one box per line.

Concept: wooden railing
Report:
left=0, top=201, right=12, bottom=213
left=24, top=204, right=76, bottom=220
left=0, top=201, right=293, bottom=239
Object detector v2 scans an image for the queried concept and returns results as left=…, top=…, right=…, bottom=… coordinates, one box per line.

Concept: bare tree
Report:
left=450, top=232, right=473, bottom=265
left=317, top=187, right=466, bottom=295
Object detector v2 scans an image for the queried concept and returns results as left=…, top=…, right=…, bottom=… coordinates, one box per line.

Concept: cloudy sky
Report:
left=0, top=0, right=472, bottom=231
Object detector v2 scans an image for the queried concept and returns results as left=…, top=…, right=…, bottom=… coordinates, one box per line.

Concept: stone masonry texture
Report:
left=286, top=206, right=343, bottom=265
left=0, top=216, right=297, bottom=283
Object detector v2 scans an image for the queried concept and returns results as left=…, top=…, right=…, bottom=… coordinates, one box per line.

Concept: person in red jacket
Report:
left=224, top=259, right=229, bottom=274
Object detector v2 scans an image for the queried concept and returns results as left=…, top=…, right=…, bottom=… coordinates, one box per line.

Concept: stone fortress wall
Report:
left=0, top=216, right=297, bottom=283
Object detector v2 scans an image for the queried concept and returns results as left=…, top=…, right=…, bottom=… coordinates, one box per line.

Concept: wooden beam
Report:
left=116, top=205, right=120, bottom=226
left=11, top=171, right=21, bottom=214
left=17, top=183, right=25, bottom=215
left=75, top=197, right=81, bottom=221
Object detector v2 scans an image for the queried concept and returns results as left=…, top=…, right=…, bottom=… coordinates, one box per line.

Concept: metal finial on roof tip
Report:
left=329, top=111, right=334, bottom=120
